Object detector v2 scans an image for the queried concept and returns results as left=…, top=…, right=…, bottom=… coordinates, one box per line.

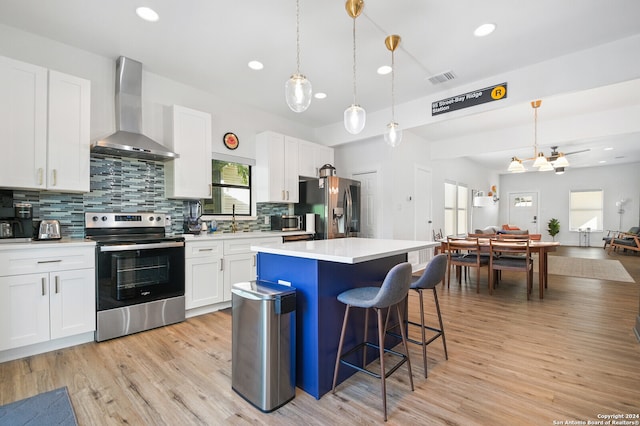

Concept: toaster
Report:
left=37, top=220, right=61, bottom=240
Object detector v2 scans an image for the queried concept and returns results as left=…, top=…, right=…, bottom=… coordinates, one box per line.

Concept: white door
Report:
left=414, top=166, right=433, bottom=240
left=508, top=192, right=539, bottom=233
left=352, top=170, right=379, bottom=238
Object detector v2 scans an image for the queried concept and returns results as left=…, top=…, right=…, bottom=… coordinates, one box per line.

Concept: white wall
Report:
left=0, top=24, right=316, bottom=162
left=499, top=163, right=640, bottom=245
left=335, top=130, right=499, bottom=240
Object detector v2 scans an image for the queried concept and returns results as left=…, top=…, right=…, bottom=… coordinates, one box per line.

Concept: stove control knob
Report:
left=92, top=216, right=99, bottom=222
left=102, top=216, right=108, bottom=222
left=156, top=216, right=162, bottom=222
left=148, top=216, right=154, bottom=222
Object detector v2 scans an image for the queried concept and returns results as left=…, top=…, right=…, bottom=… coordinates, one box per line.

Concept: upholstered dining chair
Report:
left=388, top=254, right=449, bottom=378
left=489, top=239, right=534, bottom=299
left=332, top=262, right=414, bottom=422
left=446, top=237, right=489, bottom=293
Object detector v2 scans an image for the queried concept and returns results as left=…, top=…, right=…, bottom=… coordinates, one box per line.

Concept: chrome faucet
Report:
left=231, top=204, right=238, bottom=233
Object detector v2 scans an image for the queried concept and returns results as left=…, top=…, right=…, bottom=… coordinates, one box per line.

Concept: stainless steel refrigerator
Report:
left=295, top=176, right=361, bottom=239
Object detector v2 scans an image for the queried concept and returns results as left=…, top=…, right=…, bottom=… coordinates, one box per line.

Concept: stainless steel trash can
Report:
left=231, top=281, right=296, bottom=412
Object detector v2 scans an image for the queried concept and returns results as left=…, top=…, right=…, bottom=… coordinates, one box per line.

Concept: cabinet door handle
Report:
left=220, top=258, right=224, bottom=271
left=286, top=190, right=290, bottom=200
left=253, top=254, right=256, bottom=267
left=282, top=190, right=285, bottom=200
left=52, top=169, right=57, bottom=186
left=41, top=277, right=46, bottom=296
left=37, top=259, right=63, bottom=264
left=208, top=184, right=212, bottom=197
left=38, top=168, right=44, bottom=185
left=55, top=275, right=60, bottom=293
left=198, top=248, right=213, bottom=252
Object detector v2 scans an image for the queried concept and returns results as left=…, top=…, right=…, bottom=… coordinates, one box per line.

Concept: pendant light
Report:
left=285, top=0, right=312, bottom=113
left=344, top=0, right=366, bottom=134
left=384, top=34, right=402, bottom=147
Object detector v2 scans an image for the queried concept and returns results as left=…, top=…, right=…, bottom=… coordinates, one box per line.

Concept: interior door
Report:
left=508, top=192, right=539, bottom=233
left=414, top=165, right=433, bottom=241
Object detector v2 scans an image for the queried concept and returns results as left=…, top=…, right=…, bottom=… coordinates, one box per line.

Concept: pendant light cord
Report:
left=352, top=17, right=357, bottom=105
left=295, top=0, right=301, bottom=74
left=391, top=49, right=396, bottom=122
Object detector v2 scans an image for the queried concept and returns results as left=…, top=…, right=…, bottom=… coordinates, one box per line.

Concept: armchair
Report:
left=603, top=226, right=640, bottom=249
left=608, top=228, right=640, bottom=254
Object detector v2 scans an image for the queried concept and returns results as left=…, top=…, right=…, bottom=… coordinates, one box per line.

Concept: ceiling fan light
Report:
left=553, top=153, right=570, bottom=167
left=532, top=152, right=549, bottom=167
left=539, top=162, right=554, bottom=171
left=508, top=157, right=525, bottom=173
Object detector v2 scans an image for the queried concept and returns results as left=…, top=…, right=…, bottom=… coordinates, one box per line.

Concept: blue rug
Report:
left=0, top=387, right=77, bottom=426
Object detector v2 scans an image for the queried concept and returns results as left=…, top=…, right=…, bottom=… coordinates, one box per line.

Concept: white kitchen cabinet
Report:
left=185, top=240, right=224, bottom=309
left=298, top=139, right=335, bottom=178
left=0, top=56, right=90, bottom=192
left=165, top=105, right=213, bottom=199
left=255, top=131, right=299, bottom=203
left=0, top=246, right=95, bottom=352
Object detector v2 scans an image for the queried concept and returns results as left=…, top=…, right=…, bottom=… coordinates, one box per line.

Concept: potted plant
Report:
left=547, top=218, right=560, bottom=241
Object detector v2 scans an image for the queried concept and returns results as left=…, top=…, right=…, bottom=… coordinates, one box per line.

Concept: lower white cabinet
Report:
left=0, top=246, right=95, bottom=352
left=185, top=236, right=282, bottom=314
left=185, top=240, right=224, bottom=309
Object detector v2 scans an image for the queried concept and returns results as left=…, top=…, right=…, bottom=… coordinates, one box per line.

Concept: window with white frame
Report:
left=444, top=181, right=468, bottom=236
left=569, top=189, right=603, bottom=231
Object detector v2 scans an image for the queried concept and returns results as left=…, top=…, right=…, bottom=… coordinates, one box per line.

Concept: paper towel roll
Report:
left=305, top=213, right=316, bottom=233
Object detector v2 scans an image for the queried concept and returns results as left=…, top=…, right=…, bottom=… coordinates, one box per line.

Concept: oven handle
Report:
left=99, top=241, right=185, bottom=252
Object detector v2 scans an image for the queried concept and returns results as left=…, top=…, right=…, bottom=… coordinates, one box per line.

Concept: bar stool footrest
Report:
left=387, top=320, right=444, bottom=347
left=339, top=341, right=408, bottom=379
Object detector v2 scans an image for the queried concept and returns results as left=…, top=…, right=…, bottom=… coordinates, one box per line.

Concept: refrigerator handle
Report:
left=345, top=185, right=353, bottom=237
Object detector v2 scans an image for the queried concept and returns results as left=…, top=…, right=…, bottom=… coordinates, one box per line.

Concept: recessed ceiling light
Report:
left=599, top=160, right=607, bottom=164
left=248, top=60, right=264, bottom=70
left=604, top=147, right=613, bottom=151
left=474, top=23, right=496, bottom=37
left=377, top=65, right=392, bottom=75
left=136, top=7, right=159, bottom=22
left=314, top=92, right=327, bottom=99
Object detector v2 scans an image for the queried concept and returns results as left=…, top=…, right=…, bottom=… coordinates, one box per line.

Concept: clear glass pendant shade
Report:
left=344, top=104, right=366, bottom=134
left=384, top=122, right=402, bottom=147
left=285, top=74, right=312, bottom=113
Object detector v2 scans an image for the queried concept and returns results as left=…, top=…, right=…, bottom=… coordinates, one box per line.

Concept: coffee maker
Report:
left=0, top=190, right=33, bottom=241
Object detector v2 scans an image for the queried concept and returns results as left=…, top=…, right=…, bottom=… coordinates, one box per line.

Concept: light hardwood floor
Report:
left=1, top=247, right=639, bottom=425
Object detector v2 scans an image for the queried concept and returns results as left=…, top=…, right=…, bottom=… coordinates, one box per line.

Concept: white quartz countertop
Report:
left=251, top=237, right=439, bottom=264
left=182, top=230, right=312, bottom=241
left=0, top=237, right=96, bottom=250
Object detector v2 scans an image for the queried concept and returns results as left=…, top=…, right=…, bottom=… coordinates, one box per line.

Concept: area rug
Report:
left=536, top=256, right=635, bottom=283
left=0, top=387, right=78, bottom=426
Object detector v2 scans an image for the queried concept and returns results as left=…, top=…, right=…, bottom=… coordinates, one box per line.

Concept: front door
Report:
left=508, top=192, right=539, bottom=233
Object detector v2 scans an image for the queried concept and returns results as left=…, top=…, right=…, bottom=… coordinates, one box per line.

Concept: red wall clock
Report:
left=223, top=132, right=239, bottom=150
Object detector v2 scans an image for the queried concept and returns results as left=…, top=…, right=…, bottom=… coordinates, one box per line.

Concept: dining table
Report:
left=440, top=238, right=560, bottom=299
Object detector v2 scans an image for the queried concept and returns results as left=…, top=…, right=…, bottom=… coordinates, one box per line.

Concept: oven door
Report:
left=96, top=241, right=185, bottom=311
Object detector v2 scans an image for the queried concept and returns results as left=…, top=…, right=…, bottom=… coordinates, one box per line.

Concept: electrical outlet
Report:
left=264, top=216, right=269, bottom=225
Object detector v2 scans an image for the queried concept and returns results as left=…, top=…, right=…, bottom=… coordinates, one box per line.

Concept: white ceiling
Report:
left=1, top=0, right=639, bottom=173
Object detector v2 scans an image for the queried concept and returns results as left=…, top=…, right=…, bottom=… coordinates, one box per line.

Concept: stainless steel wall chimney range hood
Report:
left=91, top=56, right=178, bottom=161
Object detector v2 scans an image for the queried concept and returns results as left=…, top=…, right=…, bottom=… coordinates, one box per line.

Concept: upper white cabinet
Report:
left=0, top=56, right=90, bottom=192
left=255, top=131, right=299, bottom=203
left=165, top=105, right=212, bottom=199
left=298, top=139, right=334, bottom=178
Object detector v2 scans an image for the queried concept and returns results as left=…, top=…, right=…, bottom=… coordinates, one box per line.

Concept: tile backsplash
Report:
left=12, top=155, right=291, bottom=238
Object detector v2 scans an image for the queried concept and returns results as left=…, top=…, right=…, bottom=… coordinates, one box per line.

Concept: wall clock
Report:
left=223, top=132, right=239, bottom=150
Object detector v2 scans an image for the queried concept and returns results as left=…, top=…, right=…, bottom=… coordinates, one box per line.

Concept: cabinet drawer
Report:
left=0, top=246, right=95, bottom=277
left=223, top=237, right=281, bottom=255
left=185, top=240, right=224, bottom=258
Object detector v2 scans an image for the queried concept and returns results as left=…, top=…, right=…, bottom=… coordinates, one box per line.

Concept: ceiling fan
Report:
left=547, top=145, right=591, bottom=174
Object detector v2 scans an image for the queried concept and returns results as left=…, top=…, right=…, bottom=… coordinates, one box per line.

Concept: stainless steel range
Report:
left=85, top=212, right=185, bottom=342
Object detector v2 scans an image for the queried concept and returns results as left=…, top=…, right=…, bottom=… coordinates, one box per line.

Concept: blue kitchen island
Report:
left=250, top=237, right=439, bottom=399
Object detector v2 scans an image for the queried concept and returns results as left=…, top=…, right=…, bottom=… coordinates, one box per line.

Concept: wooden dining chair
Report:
left=489, top=239, right=534, bottom=299
left=446, top=237, right=489, bottom=293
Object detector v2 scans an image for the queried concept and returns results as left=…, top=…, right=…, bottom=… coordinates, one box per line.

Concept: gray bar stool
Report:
left=389, top=254, right=449, bottom=378
left=331, top=262, right=414, bottom=422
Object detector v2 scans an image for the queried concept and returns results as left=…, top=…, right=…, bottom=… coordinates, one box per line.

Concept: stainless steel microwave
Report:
left=270, top=215, right=303, bottom=231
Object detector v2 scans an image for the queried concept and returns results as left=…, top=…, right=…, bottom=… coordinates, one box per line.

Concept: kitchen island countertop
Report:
left=251, top=237, right=439, bottom=264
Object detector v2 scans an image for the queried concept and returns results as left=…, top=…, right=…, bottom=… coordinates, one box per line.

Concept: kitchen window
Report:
left=202, top=160, right=252, bottom=216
